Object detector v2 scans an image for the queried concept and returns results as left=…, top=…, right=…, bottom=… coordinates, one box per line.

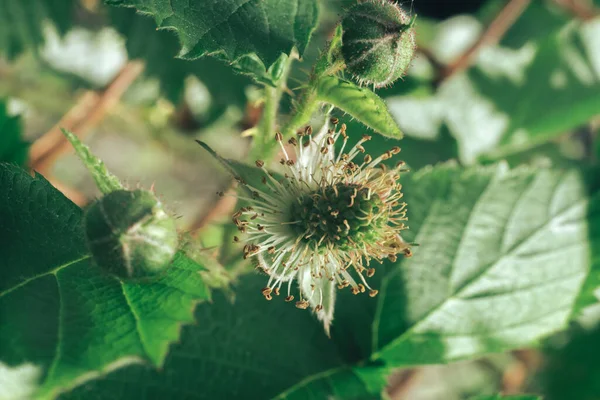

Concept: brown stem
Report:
left=440, top=0, right=531, bottom=80
left=29, top=61, right=145, bottom=174
left=554, top=0, right=599, bottom=20
left=386, top=369, right=421, bottom=399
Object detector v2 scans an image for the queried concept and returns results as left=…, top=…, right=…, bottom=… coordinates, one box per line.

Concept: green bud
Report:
left=84, top=189, right=178, bottom=279
left=341, top=0, right=417, bottom=87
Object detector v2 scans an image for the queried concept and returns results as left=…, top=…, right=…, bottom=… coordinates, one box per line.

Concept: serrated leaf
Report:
left=61, top=129, right=123, bottom=195
left=0, top=163, right=210, bottom=399
left=104, top=0, right=319, bottom=76
left=316, top=75, right=403, bottom=138
left=373, top=164, right=600, bottom=366
left=109, top=6, right=249, bottom=109
left=0, top=101, right=28, bottom=165
left=0, top=0, right=74, bottom=59
left=61, top=274, right=345, bottom=400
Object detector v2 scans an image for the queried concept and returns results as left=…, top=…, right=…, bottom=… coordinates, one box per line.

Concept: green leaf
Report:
left=534, top=322, right=600, bottom=400
left=443, top=17, right=600, bottom=163
left=0, top=0, right=74, bottom=59
left=373, top=163, right=600, bottom=366
left=109, top=6, right=250, bottom=108
left=0, top=101, right=28, bottom=165
left=104, top=0, right=319, bottom=75
left=61, top=129, right=123, bottom=195
left=61, top=274, right=347, bottom=400
left=316, top=76, right=403, bottom=138
left=0, top=163, right=210, bottom=399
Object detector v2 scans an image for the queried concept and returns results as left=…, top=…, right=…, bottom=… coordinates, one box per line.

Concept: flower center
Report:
left=289, top=183, right=387, bottom=250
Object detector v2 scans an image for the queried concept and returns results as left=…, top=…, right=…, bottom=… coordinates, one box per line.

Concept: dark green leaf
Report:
left=109, top=6, right=249, bottom=111
left=104, top=0, right=319, bottom=75
left=0, top=164, right=210, bottom=398
left=0, top=101, right=28, bottom=165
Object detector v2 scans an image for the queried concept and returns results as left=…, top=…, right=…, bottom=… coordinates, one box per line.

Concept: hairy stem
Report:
left=249, top=57, right=294, bottom=161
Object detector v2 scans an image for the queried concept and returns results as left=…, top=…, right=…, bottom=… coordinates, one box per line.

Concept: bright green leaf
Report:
left=61, top=129, right=123, bottom=195
left=373, top=163, right=600, bottom=366
left=0, top=101, right=28, bottom=165
left=316, top=76, right=403, bottom=138
left=0, top=163, right=210, bottom=399
left=104, top=0, right=319, bottom=76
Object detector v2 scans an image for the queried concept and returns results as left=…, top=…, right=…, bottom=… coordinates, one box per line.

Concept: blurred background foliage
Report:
left=0, top=0, right=599, bottom=398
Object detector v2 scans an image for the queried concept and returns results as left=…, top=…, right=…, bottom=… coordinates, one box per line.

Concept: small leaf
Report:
left=104, top=0, right=319, bottom=78
left=61, top=129, right=123, bottom=195
left=316, top=75, right=403, bottom=138
left=197, top=140, right=284, bottom=194
left=0, top=163, right=210, bottom=398
left=0, top=101, right=28, bottom=165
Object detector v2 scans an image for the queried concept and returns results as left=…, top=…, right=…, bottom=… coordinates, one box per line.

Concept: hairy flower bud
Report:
left=85, top=189, right=178, bottom=279
left=341, top=0, right=417, bottom=87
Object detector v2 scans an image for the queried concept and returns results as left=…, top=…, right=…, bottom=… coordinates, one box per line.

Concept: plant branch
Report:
left=29, top=61, right=145, bottom=174
left=554, top=0, right=599, bottom=20
left=440, top=0, right=531, bottom=80
left=249, top=55, right=294, bottom=161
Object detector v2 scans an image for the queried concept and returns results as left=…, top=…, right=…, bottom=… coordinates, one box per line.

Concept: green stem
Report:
left=249, top=57, right=294, bottom=161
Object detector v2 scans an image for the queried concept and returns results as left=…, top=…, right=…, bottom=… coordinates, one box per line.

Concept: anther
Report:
left=285, top=295, right=294, bottom=302
left=304, top=125, right=313, bottom=135
left=364, top=154, right=373, bottom=163
left=275, top=132, right=283, bottom=141
left=295, top=300, right=310, bottom=309
left=351, top=287, right=360, bottom=295
left=273, top=287, right=280, bottom=296
left=255, top=160, right=265, bottom=168
left=288, top=137, right=298, bottom=146
left=315, top=304, right=324, bottom=312
left=369, top=290, right=379, bottom=297
left=367, top=268, right=375, bottom=277
left=330, top=117, right=339, bottom=125
left=233, top=236, right=240, bottom=242
left=358, top=283, right=366, bottom=293
left=217, top=191, right=224, bottom=197
left=391, top=146, right=401, bottom=154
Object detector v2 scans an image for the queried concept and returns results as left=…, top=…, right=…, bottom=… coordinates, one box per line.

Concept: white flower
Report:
left=231, top=119, right=412, bottom=335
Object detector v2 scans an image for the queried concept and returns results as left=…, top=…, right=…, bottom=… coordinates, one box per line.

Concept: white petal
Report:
left=298, top=267, right=337, bottom=337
